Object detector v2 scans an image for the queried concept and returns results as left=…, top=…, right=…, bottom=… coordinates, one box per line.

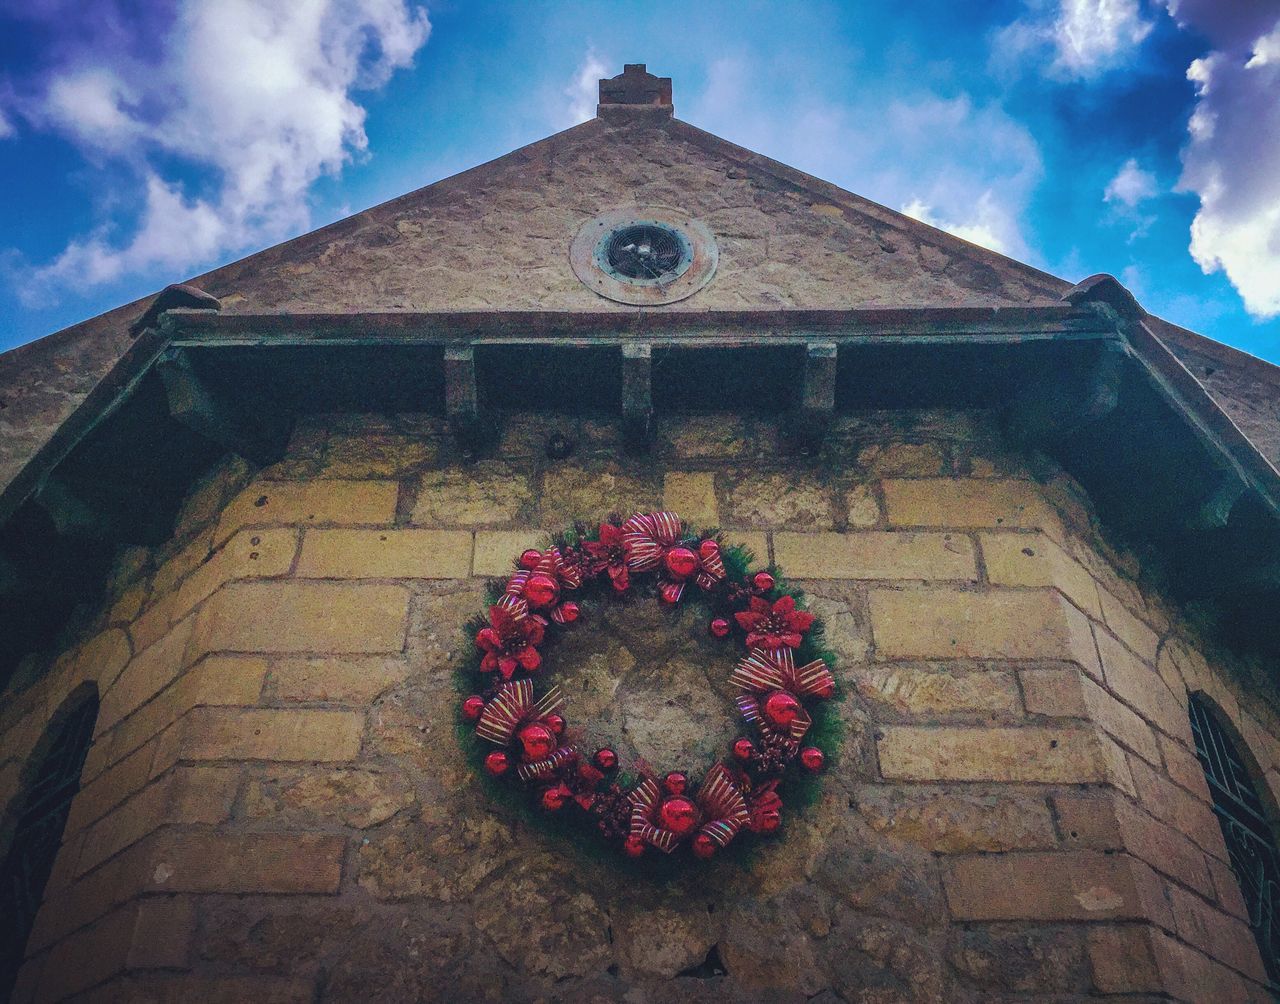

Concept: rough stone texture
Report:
left=2, top=409, right=1275, bottom=1003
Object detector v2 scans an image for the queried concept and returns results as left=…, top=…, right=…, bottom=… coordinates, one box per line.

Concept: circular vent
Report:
left=604, top=224, right=688, bottom=281
left=571, top=208, right=717, bottom=305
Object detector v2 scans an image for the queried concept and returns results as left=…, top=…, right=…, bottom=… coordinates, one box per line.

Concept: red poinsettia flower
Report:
left=475, top=604, right=546, bottom=678
left=733, top=595, right=815, bottom=649
left=582, top=522, right=630, bottom=593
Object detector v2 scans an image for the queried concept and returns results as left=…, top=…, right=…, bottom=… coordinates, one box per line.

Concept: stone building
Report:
left=3, top=63, right=1280, bottom=1001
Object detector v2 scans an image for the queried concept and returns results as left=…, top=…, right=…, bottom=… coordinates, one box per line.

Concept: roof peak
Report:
left=598, top=64, right=672, bottom=118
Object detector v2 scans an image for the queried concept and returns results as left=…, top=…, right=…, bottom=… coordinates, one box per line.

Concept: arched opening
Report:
left=1188, top=691, right=1280, bottom=987
left=0, top=684, right=99, bottom=1000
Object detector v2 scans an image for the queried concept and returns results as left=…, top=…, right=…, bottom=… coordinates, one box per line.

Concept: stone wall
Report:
left=2, top=409, right=1278, bottom=1002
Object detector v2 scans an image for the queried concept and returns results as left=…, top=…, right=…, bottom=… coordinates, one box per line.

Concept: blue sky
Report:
left=1, top=0, right=1279, bottom=360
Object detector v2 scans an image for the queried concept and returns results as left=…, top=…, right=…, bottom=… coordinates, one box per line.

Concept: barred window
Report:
left=1189, top=692, right=1280, bottom=987
left=0, top=687, right=99, bottom=999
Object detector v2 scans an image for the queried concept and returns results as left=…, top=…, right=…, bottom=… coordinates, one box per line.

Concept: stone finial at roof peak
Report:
left=598, top=64, right=673, bottom=117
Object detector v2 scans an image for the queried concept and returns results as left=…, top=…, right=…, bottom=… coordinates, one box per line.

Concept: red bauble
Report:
left=542, top=787, right=567, bottom=811
left=753, top=571, right=775, bottom=592
left=461, top=695, right=485, bottom=722
left=800, top=747, right=825, bottom=771
left=691, top=832, right=717, bottom=859
left=524, top=573, right=560, bottom=609
left=518, top=722, right=556, bottom=759
left=593, top=748, right=619, bottom=770
left=732, top=738, right=755, bottom=762
left=663, top=771, right=688, bottom=796
left=484, top=751, right=510, bottom=776
left=519, top=549, right=543, bottom=570
left=623, top=835, right=646, bottom=858
left=664, top=546, right=699, bottom=580
left=709, top=617, right=731, bottom=638
left=558, top=601, right=580, bottom=623
left=756, top=809, right=782, bottom=833
left=762, top=690, right=802, bottom=728
left=544, top=713, right=566, bottom=735
left=699, top=539, right=721, bottom=562
left=659, top=797, right=698, bottom=836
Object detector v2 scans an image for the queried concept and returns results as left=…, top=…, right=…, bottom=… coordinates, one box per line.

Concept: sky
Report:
left=1, top=0, right=1279, bottom=361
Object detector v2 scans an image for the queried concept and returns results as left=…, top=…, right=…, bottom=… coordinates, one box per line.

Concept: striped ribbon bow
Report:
left=620, top=511, right=727, bottom=603
left=475, top=678, right=565, bottom=746
left=731, top=646, right=835, bottom=741
left=628, top=777, right=683, bottom=853
left=694, top=765, right=750, bottom=850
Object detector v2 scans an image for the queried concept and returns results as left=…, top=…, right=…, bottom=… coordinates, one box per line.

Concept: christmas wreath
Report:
left=457, top=511, right=839, bottom=863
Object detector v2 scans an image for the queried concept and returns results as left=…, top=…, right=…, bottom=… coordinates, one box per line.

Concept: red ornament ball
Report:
left=753, top=571, right=775, bottom=592
left=756, top=809, right=782, bottom=833
left=542, top=787, right=567, bottom=811
left=663, top=771, right=688, bottom=796
left=623, top=835, right=646, bottom=858
left=461, top=695, right=485, bottom=722
left=518, top=722, right=556, bottom=759
left=593, top=748, right=618, bottom=770
left=484, top=751, right=510, bottom=776
left=732, top=737, right=755, bottom=762
left=557, top=601, right=580, bottom=623
left=709, top=617, right=731, bottom=638
left=691, top=832, right=717, bottom=859
left=762, top=690, right=802, bottom=729
left=664, top=546, right=699, bottom=580
left=544, top=713, right=566, bottom=735
left=659, top=797, right=698, bottom=837
left=800, top=747, right=825, bottom=771
left=699, top=539, right=721, bottom=562
left=519, top=549, right=543, bottom=570
left=524, top=573, right=560, bottom=608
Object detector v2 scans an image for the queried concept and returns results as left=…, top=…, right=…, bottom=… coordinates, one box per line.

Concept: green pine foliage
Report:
left=451, top=516, right=844, bottom=872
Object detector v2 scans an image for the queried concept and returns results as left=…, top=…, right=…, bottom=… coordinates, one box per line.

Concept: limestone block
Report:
left=296, top=528, right=471, bottom=579
left=412, top=462, right=534, bottom=526
left=662, top=471, right=718, bottom=527
left=878, top=726, right=1114, bottom=783
left=943, top=852, right=1170, bottom=924
left=775, top=531, right=976, bottom=581
left=854, top=785, right=1056, bottom=852
left=189, top=581, right=410, bottom=656
left=267, top=656, right=408, bottom=704
left=980, top=530, right=1102, bottom=618
left=216, top=480, right=399, bottom=544
left=868, top=587, right=1100, bottom=674
left=883, top=478, right=1065, bottom=538
left=473, top=529, right=546, bottom=576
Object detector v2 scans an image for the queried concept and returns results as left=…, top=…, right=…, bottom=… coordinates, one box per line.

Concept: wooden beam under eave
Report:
left=788, top=342, right=837, bottom=454
left=621, top=343, right=653, bottom=453
left=1186, top=477, right=1249, bottom=532
left=157, top=349, right=288, bottom=466
left=1004, top=340, right=1126, bottom=446
left=444, top=344, right=491, bottom=455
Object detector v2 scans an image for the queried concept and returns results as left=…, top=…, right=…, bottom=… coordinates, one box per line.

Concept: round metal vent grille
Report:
left=603, top=223, right=689, bottom=281
left=571, top=208, right=717, bottom=305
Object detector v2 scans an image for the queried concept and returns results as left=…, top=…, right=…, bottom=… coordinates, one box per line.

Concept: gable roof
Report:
left=0, top=99, right=1081, bottom=494
left=4, top=66, right=1280, bottom=675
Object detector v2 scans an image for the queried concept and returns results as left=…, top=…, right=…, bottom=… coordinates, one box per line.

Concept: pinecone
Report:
left=592, top=787, right=632, bottom=841
left=750, top=731, right=797, bottom=777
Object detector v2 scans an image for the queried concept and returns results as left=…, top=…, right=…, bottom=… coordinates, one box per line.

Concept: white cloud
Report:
left=994, top=0, right=1154, bottom=78
left=20, top=0, right=430, bottom=301
left=1176, top=16, right=1280, bottom=318
left=690, top=65, right=1044, bottom=261
left=901, top=194, right=1011, bottom=255
left=562, top=49, right=608, bottom=127
left=1104, top=158, right=1158, bottom=207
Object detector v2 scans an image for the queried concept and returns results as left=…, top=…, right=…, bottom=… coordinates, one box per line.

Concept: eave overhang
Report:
left=4, top=282, right=1280, bottom=680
